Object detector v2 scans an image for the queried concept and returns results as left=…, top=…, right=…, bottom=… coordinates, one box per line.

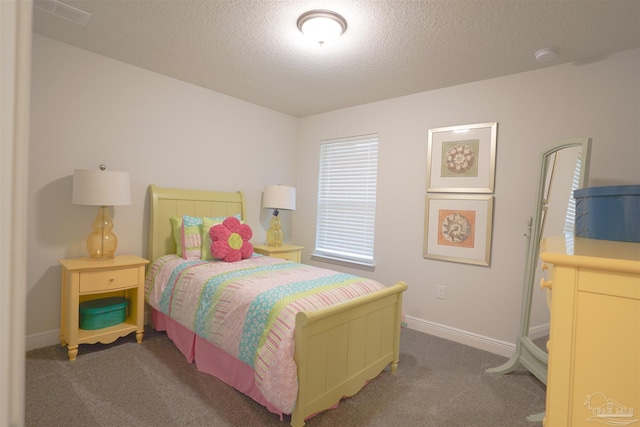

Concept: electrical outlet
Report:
left=437, top=285, right=446, bottom=300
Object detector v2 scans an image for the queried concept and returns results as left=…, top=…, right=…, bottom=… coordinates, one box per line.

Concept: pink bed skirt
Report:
left=151, top=309, right=284, bottom=418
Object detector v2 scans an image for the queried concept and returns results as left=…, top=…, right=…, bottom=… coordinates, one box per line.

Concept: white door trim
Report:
left=1, top=1, right=32, bottom=425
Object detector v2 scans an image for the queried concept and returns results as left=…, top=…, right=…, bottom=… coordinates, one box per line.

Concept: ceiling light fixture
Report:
left=297, top=10, right=347, bottom=46
left=534, top=47, right=557, bottom=62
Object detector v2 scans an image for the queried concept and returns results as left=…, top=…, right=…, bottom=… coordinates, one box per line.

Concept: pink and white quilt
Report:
left=144, top=254, right=386, bottom=414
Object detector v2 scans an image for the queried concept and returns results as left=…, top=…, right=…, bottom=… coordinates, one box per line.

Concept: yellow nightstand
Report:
left=58, top=255, right=149, bottom=361
left=253, top=244, right=303, bottom=263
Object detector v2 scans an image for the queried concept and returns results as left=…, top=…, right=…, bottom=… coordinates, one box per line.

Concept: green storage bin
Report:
left=79, top=297, right=128, bottom=330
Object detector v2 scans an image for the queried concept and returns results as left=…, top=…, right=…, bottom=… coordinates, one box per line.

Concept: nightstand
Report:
left=59, top=255, right=149, bottom=361
left=253, top=244, right=303, bottom=263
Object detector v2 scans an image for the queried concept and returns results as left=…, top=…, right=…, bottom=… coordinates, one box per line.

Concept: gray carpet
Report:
left=26, top=328, right=546, bottom=426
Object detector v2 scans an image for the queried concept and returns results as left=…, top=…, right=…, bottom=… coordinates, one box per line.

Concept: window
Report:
left=314, top=134, right=379, bottom=267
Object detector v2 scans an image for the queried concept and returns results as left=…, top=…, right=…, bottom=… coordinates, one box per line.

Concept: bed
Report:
left=145, top=185, right=407, bottom=426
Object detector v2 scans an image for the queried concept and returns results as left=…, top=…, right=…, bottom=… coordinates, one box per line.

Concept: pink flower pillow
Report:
left=210, top=216, right=253, bottom=262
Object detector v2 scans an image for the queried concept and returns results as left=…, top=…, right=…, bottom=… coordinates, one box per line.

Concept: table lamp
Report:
left=72, top=165, right=131, bottom=259
left=263, top=185, right=296, bottom=247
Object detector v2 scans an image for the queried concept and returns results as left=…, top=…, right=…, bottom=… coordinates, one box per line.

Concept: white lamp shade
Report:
left=72, top=169, right=131, bottom=206
left=263, top=185, right=296, bottom=211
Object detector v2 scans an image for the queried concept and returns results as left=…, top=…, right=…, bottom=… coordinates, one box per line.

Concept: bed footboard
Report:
left=291, top=281, right=407, bottom=427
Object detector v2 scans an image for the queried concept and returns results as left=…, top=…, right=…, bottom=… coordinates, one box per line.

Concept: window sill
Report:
left=310, top=253, right=375, bottom=272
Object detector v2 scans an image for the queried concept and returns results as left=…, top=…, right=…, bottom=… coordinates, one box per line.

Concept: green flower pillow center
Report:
left=228, top=233, right=243, bottom=250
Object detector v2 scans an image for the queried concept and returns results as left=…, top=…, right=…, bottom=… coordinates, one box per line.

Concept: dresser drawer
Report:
left=79, top=267, right=139, bottom=293
left=578, top=268, right=640, bottom=300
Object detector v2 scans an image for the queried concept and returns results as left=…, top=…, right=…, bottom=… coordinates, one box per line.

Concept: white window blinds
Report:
left=314, top=135, right=379, bottom=266
left=563, top=153, right=583, bottom=236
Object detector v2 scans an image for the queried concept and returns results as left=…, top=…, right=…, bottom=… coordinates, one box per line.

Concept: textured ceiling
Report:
left=32, top=0, right=640, bottom=117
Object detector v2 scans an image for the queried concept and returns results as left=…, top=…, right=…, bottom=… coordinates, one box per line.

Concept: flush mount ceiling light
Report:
left=534, top=47, right=557, bottom=62
left=297, top=10, right=347, bottom=46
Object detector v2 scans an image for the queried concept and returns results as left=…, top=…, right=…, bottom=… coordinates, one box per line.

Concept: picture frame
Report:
left=423, top=194, right=494, bottom=266
left=427, top=122, right=497, bottom=193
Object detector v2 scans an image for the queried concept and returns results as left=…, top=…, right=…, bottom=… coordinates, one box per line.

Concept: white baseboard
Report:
left=27, top=319, right=550, bottom=356
left=405, top=315, right=517, bottom=358
left=528, top=323, right=550, bottom=340
left=26, top=329, right=61, bottom=351
left=27, top=309, right=153, bottom=352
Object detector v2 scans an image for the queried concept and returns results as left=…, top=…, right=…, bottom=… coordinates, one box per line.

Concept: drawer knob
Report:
left=540, top=278, right=552, bottom=290
left=541, top=262, right=548, bottom=271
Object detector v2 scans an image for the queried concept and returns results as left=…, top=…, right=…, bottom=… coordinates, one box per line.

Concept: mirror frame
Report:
left=487, top=138, right=591, bottom=416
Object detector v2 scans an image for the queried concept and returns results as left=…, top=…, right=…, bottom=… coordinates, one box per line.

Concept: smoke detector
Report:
left=534, top=48, right=557, bottom=62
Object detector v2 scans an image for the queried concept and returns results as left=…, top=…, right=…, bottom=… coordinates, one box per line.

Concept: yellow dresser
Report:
left=540, top=236, right=640, bottom=427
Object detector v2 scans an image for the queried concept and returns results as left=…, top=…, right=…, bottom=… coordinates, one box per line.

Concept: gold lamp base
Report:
left=86, top=206, right=118, bottom=259
left=266, top=211, right=283, bottom=247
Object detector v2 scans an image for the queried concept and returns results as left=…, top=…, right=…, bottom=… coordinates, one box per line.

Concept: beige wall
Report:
left=28, top=34, right=639, bottom=355
left=27, top=35, right=297, bottom=345
left=294, top=48, right=640, bottom=353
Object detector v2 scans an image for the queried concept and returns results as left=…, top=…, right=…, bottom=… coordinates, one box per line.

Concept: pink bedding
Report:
left=145, top=254, right=387, bottom=414
left=151, top=309, right=283, bottom=417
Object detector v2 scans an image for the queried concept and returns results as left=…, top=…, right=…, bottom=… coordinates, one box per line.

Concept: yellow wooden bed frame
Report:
left=147, top=185, right=408, bottom=427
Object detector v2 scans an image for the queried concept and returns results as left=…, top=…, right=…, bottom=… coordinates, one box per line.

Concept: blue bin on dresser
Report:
left=574, top=185, right=640, bottom=243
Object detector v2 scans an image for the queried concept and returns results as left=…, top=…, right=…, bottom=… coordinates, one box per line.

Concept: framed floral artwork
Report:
left=427, top=122, right=497, bottom=193
left=423, top=194, right=494, bottom=266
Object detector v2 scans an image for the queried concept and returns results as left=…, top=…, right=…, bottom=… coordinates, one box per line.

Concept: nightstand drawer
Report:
left=79, top=267, right=139, bottom=293
left=270, top=252, right=299, bottom=262
left=253, top=244, right=303, bottom=263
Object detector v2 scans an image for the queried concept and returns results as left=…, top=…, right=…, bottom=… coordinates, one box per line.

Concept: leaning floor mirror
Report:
left=486, top=137, right=592, bottom=420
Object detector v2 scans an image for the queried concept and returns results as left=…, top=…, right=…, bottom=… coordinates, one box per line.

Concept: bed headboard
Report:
left=148, top=185, right=246, bottom=261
